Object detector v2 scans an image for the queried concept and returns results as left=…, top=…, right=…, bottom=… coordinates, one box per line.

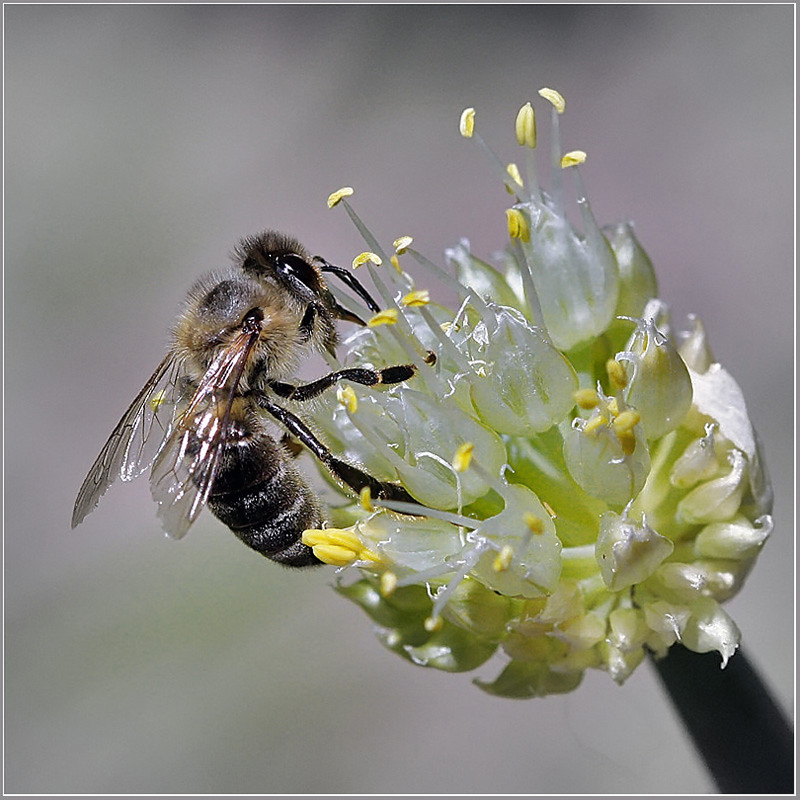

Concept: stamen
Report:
left=613, top=409, right=641, bottom=433
left=493, top=544, right=514, bottom=573
left=339, top=200, right=390, bottom=264
left=505, top=163, right=524, bottom=195
left=515, top=102, right=537, bottom=148
left=327, top=186, right=354, bottom=208
left=352, top=251, right=382, bottom=269
left=582, top=414, right=607, bottom=436
left=373, top=498, right=480, bottom=530
left=606, top=358, right=628, bottom=391
left=393, top=236, right=413, bottom=254
left=337, top=385, right=358, bottom=413
left=452, top=442, right=475, bottom=473
left=506, top=208, right=531, bottom=243
left=400, top=289, right=431, bottom=307
left=458, top=106, right=528, bottom=196
left=359, top=486, right=374, bottom=512
left=459, top=107, right=476, bottom=138
left=524, top=513, right=545, bottom=534
left=538, top=87, right=565, bottom=114
left=381, top=570, right=398, bottom=597
left=561, top=150, right=587, bottom=168
left=313, top=544, right=357, bottom=566
left=574, top=388, right=600, bottom=409
left=367, top=309, right=399, bottom=327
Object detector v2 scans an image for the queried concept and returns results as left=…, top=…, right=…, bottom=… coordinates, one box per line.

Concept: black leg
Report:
left=298, top=303, right=319, bottom=342
left=255, top=394, right=415, bottom=503
left=332, top=301, right=367, bottom=327
left=269, top=364, right=415, bottom=403
left=317, top=259, right=381, bottom=312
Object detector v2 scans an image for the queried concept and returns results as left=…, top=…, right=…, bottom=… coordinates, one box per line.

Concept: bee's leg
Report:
left=316, top=260, right=381, bottom=312
left=268, top=364, right=416, bottom=403
left=279, top=432, right=304, bottom=458
left=255, top=394, right=415, bottom=503
left=298, top=303, right=324, bottom=342
left=331, top=302, right=367, bottom=327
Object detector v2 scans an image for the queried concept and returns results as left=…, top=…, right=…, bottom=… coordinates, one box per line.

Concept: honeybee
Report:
left=71, top=231, right=417, bottom=566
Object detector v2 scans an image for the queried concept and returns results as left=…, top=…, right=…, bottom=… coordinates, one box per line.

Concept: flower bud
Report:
left=694, top=514, right=772, bottom=561
left=678, top=450, right=747, bottom=524
left=595, top=510, right=673, bottom=591
left=620, top=317, right=693, bottom=439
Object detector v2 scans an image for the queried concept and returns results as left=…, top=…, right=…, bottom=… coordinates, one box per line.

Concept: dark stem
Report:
left=650, top=644, right=794, bottom=794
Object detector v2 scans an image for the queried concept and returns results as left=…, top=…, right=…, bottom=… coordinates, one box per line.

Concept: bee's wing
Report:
left=71, top=354, right=186, bottom=529
left=149, top=328, right=258, bottom=540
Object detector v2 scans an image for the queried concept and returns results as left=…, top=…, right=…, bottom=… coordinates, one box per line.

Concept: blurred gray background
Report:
left=4, top=5, right=794, bottom=794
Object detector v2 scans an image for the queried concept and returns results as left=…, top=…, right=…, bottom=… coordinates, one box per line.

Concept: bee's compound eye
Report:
left=277, top=254, right=320, bottom=291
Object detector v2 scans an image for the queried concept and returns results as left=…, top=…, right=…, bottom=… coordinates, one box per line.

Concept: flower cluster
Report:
left=302, top=90, right=773, bottom=698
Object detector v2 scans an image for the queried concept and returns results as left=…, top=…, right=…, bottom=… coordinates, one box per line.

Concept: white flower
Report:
left=302, top=93, right=773, bottom=697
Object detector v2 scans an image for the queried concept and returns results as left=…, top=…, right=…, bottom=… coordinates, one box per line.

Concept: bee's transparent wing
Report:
left=71, top=354, right=186, bottom=528
left=149, top=328, right=258, bottom=540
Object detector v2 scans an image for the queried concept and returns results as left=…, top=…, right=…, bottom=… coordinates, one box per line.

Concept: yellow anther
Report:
left=506, top=208, right=530, bottom=243
left=149, top=389, right=168, bottom=412
left=337, top=385, right=358, bottom=414
left=613, top=409, right=641, bottom=435
left=327, top=186, right=354, bottom=208
left=524, top=513, right=545, bottom=534
left=301, top=527, right=378, bottom=567
left=582, top=413, right=607, bottom=436
left=367, top=309, right=399, bottom=327
left=352, top=251, right=382, bottom=269
left=613, top=410, right=641, bottom=456
left=561, top=150, right=587, bottom=168
left=380, top=570, right=398, bottom=597
left=312, top=544, right=358, bottom=567
left=542, top=500, right=557, bottom=519
left=440, top=321, right=452, bottom=333
left=359, top=486, right=374, bottom=512
left=538, top=87, right=565, bottom=114
left=506, top=163, right=525, bottom=192
left=493, top=545, right=514, bottom=573
left=452, top=442, right=474, bottom=473
left=389, top=255, right=402, bottom=274
left=300, top=528, right=327, bottom=547
left=393, top=235, right=413, bottom=254
left=573, top=388, right=600, bottom=410
left=515, top=102, right=537, bottom=148
left=606, top=397, right=620, bottom=417
left=401, top=289, right=430, bottom=308
left=302, top=527, right=362, bottom=552
left=606, top=358, right=628, bottom=390
left=359, top=548, right=383, bottom=564
left=424, top=615, right=443, bottom=632
left=459, top=107, right=476, bottom=138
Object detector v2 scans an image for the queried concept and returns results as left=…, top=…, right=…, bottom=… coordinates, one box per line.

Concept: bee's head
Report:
left=235, top=231, right=326, bottom=302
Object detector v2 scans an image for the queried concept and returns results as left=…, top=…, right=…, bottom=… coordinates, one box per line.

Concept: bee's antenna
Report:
left=316, top=258, right=381, bottom=313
